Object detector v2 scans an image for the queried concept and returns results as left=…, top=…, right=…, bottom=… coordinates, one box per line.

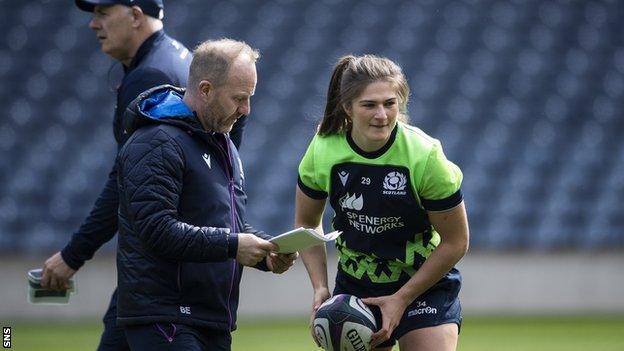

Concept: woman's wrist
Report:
left=313, top=285, right=329, bottom=293
left=394, top=288, right=417, bottom=308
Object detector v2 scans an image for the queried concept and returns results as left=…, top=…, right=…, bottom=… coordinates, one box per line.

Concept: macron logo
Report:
left=202, top=153, right=211, bottom=169
left=338, top=171, right=349, bottom=186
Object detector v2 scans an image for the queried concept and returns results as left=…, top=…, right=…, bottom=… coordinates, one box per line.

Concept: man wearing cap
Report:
left=39, top=1, right=247, bottom=350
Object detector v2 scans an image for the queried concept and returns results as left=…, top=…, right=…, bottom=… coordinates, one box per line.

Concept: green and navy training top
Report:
left=298, top=122, right=463, bottom=287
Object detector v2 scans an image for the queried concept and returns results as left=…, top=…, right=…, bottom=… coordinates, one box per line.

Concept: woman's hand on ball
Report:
left=310, top=287, right=331, bottom=346
left=362, top=294, right=410, bottom=348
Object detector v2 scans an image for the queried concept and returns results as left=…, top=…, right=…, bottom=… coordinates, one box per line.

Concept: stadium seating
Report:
left=1, top=0, right=622, bottom=252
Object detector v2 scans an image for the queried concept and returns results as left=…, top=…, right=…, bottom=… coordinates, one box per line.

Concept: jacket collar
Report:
left=124, top=85, right=227, bottom=140
left=124, top=30, right=165, bottom=72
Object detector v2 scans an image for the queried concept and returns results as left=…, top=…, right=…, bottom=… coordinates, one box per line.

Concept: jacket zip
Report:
left=227, top=179, right=237, bottom=331
left=213, top=135, right=238, bottom=331
left=225, top=140, right=238, bottom=332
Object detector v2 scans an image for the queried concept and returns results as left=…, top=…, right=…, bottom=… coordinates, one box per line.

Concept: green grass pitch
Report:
left=7, top=316, right=624, bottom=350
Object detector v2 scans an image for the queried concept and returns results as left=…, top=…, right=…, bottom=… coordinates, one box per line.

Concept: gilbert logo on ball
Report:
left=313, top=294, right=377, bottom=351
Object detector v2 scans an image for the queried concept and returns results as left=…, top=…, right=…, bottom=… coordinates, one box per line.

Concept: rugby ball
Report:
left=313, top=294, right=377, bottom=351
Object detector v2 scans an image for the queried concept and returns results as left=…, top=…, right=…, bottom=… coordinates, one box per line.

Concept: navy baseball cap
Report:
left=75, top=0, right=164, bottom=19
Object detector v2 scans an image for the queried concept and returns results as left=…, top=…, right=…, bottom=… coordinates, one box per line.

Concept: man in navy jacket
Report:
left=39, top=1, right=248, bottom=350
left=116, top=39, right=295, bottom=350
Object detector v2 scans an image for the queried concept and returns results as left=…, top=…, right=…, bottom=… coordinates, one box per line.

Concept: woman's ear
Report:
left=342, top=103, right=352, bottom=117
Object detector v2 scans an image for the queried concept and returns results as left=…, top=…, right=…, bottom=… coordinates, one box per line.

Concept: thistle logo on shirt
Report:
left=339, top=193, right=363, bottom=211
left=383, top=171, right=407, bottom=195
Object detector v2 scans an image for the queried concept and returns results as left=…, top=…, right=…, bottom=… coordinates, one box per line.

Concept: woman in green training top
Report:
left=296, top=55, right=469, bottom=351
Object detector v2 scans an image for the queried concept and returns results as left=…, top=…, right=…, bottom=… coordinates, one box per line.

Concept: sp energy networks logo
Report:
left=382, top=171, right=407, bottom=195
left=341, top=192, right=405, bottom=234
left=339, top=193, right=363, bottom=211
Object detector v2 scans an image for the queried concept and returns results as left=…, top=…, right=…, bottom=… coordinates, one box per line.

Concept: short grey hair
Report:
left=188, top=38, right=260, bottom=88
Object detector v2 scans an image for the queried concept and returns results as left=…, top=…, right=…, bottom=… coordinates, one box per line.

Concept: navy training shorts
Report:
left=333, top=267, right=462, bottom=348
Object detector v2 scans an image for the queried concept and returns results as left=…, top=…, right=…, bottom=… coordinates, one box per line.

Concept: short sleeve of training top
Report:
left=297, top=134, right=328, bottom=200
left=296, top=124, right=463, bottom=285
left=418, top=140, right=463, bottom=211
left=298, top=129, right=463, bottom=209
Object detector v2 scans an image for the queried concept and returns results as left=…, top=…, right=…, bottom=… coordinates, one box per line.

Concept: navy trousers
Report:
left=96, top=289, right=231, bottom=350
left=97, top=289, right=130, bottom=351
left=124, top=323, right=232, bottom=351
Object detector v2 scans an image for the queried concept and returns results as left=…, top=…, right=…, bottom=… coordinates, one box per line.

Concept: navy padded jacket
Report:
left=116, top=85, right=266, bottom=331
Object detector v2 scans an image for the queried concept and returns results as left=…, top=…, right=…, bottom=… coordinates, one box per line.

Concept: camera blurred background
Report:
left=1, top=0, right=623, bottom=350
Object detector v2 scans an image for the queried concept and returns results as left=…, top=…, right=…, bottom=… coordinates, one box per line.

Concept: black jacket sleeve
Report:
left=118, top=129, right=237, bottom=262
left=242, top=222, right=271, bottom=271
left=243, top=222, right=271, bottom=241
left=60, top=164, right=119, bottom=270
